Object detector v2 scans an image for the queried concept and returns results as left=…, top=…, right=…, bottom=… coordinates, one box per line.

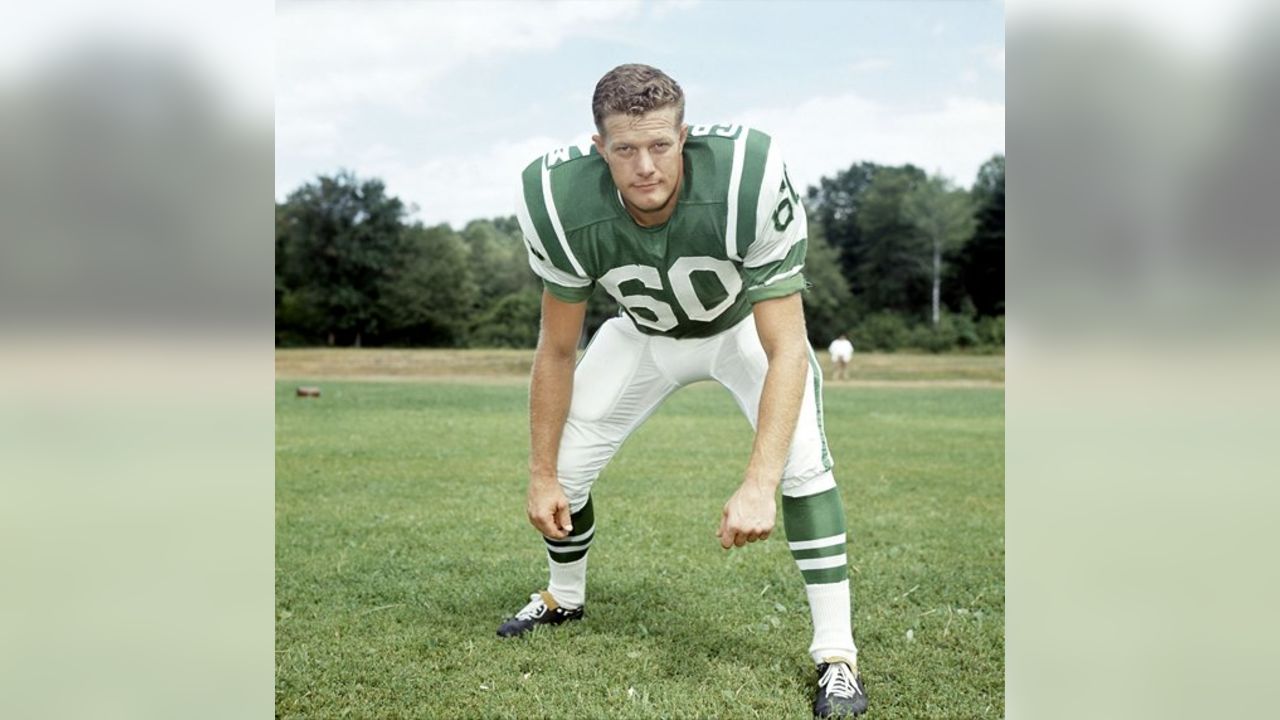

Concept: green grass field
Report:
left=276, top=377, right=1004, bottom=718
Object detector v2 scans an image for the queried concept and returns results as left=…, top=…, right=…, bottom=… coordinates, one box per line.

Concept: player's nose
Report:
left=636, top=150, right=656, bottom=176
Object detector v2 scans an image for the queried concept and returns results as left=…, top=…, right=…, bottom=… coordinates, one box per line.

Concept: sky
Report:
left=276, top=0, right=1005, bottom=226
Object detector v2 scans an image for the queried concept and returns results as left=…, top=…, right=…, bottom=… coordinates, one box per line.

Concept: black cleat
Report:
left=496, top=591, right=584, bottom=638
left=814, top=658, right=868, bottom=718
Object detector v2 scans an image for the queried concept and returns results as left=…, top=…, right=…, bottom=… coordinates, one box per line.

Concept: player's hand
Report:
left=527, top=479, right=573, bottom=539
left=717, top=481, right=776, bottom=550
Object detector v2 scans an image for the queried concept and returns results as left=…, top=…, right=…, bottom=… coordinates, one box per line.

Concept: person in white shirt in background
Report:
left=828, top=334, right=854, bottom=380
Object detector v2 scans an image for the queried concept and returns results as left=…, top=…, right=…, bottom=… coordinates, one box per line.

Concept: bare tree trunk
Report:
left=327, top=331, right=335, bottom=346
left=355, top=331, right=362, bottom=348
left=931, top=237, right=941, bottom=326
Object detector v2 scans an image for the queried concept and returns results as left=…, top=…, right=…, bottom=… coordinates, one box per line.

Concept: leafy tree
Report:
left=469, top=288, right=542, bottom=348
left=459, top=217, right=545, bottom=347
left=379, top=223, right=477, bottom=346
left=958, top=155, right=1005, bottom=316
left=904, top=174, right=977, bottom=325
left=800, top=219, right=854, bottom=345
left=805, top=162, right=878, bottom=281
left=276, top=171, right=409, bottom=345
left=462, top=218, right=537, bottom=302
left=854, top=164, right=929, bottom=315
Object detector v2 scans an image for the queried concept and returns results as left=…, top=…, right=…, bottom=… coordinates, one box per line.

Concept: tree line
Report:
left=276, top=155, right=1004, bottom=351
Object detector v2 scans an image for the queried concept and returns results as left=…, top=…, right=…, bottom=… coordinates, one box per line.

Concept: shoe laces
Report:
left=514, top=593, right=548, bottom=621
left=819, top=662, right=861, bottom=699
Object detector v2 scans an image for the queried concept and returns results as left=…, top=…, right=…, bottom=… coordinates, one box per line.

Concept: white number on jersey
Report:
left=598, top=257, right=741, bottom=330
left=688, top=123, right=743, bottom=139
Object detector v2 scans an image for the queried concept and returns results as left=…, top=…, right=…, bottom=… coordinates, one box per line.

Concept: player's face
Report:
left=593, top=107, right=688, bottom=227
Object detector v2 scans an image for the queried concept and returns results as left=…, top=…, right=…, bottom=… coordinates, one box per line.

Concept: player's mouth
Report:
left=633, top=181, right=661, bottom=190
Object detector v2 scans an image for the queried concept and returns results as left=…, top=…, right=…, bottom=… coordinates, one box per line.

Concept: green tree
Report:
left=800, top=219, right=854, bottom=344
left=855, top=164, right=930, bottom=315
left=904, top=173, right=977, bottom=325
left=958, top=155, right=1005, bottom=316
left=470, top=288, right=543, bottom=348
left=460, top=217, right=544, bottom=347
left=462, top=217, right=537, bottom=302
left=379, top=223, right=477, bottom=346
left=805, top=162, right=878, bottom=282
left=276, top=171, right=409, bottom=346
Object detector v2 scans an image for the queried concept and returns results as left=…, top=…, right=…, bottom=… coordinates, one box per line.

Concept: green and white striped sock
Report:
left=544, top=495, right=594, bottom=609
left=783, top=486, right=858, bottom=665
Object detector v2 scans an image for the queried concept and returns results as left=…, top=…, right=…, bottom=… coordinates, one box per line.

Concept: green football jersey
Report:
left=516, top=123, right=808, bottom=339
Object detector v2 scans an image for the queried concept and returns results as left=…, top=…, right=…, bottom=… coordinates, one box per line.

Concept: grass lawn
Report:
left=276, top=376, right=1003, bottom=718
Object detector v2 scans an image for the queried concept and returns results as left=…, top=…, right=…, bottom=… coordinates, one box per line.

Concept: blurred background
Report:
left=2, top=0, right=1278, bottom=717
left=1006, top=0, right=1280, bottom=718
left=0, top=1, right=273, bottom=718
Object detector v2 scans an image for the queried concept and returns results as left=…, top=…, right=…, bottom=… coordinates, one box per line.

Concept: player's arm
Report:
left=719, top=146, right=811, bottom=550
left=747, top=292, right=810, bottom=484
left=717, top=293, right=808, bottom=549
left=527, top=290, right=586, bottom=539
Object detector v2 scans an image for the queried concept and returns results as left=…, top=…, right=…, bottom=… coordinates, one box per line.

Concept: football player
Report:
left=498, top=64, right=867, bottom=718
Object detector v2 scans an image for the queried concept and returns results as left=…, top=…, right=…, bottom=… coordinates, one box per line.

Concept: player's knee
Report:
left=556, top=476, right=593, bottom=513
left=781, top=469, right=837, bottom=498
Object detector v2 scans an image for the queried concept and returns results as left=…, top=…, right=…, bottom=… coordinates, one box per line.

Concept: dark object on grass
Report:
left=296, top=386, right=321, bottom=398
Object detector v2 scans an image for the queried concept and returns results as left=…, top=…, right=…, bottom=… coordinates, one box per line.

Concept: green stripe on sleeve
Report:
left=522, top=162, right=579, bottom=278
left=744, top=236, right=808, bottom=304
left=744, top=270, right=806, bottom=304
left=543, top=280, right=593, bottom=304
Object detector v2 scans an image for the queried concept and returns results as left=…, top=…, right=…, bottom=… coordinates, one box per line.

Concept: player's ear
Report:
left=678, top=123, right=688, bottom=147
left=592, top=133, right=606, bottom=160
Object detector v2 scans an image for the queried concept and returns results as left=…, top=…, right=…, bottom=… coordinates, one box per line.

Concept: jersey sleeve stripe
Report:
left=755, top=142, right=785, bottom=245
left=521, top=161, right=586, bottom=281
left=517, top=166, right=591, bottom=289
left=541, top=161, right=588, bottom=277
left=734, top=129, right=772, bottom=260
left=723, top=128, right=750, bottom=262
left=515, top=172, right=553, bottom=263
left=747, top=263, right=803, bottom=290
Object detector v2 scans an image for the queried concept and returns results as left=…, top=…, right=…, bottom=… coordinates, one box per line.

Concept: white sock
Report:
left=806, top=580, right=857, bottom=665
left=547, top=554, right=587, bottom=609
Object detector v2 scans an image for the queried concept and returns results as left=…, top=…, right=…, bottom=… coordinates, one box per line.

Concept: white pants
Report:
left=557, top=315, right=836, bottom=512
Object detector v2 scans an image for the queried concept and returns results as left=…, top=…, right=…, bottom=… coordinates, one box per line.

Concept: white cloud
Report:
left=361, top=133, right=593, bottom=226
left=275, top=117, right=339, bottom=160
left=740, top=93, right=1005, bottom=190
left=337, top=93, right=1005, bottom=224
left=275, top=0, right=650, bottom=217
left=276, top=1, right=642, bottom=117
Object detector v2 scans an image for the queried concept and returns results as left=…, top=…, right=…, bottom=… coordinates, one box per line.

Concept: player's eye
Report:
left=652, top=142, right=670, bottom=153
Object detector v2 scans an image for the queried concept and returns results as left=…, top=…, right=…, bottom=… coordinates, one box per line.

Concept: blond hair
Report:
left=591, top=63, right=685, bottom=134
